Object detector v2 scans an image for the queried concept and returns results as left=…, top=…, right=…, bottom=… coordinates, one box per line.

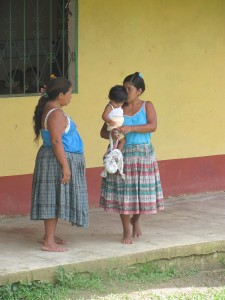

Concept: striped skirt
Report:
left=100, top=143, right=164, bottom=214
left=30, top=146, right=89, bottom=227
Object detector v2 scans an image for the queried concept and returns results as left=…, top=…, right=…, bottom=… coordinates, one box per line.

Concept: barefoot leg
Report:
left=120, top=214, right=133, bottom=244
left=130, top=214, right=142, bottom=238
left=42, top=219, right=69, bottom=252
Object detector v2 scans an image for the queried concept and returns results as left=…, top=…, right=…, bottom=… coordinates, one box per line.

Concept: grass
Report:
left=0, top=263, right=225, bottom=300
left=0, top=280, right=67, bottom=300
left=106, top=263, right=180, bottom=283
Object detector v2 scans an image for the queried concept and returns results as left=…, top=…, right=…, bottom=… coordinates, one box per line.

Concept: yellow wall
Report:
left=0, top=0, right=225, bottom=177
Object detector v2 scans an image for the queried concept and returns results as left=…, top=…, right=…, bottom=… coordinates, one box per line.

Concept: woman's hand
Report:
left=118, top=125, right=131, bottom=135
left=61, top=166, right=71, bottom=184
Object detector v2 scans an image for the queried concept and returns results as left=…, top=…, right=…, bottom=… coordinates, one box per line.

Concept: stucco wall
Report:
left=0, top=0, right=225, bottom=181
left=78, top=0, right=225, bottom=166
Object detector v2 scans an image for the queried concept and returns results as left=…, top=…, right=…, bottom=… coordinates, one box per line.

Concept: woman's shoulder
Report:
left=43, top=106, right=66, bottom=124
left=139, top=99, right=153, bottom=107
left=143, top=100, right=153, bottom=105
left=144, top=100, right=155, bottom=109
left=144, top=100, right=157, bottom=118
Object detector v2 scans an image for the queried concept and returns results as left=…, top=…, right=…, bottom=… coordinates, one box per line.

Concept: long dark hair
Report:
left=123, top=72, right=145, bottom=93
left=33, top=77, right=72, bottom=141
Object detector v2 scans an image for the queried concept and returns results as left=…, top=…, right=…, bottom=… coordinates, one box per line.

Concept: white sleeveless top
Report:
left=108, top=104, right=123, bottom=119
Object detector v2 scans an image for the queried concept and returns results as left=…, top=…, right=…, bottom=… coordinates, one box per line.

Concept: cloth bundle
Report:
left=101, top=133, right=125, bottom=180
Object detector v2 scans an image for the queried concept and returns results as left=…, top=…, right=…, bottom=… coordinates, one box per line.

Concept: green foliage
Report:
left=107, top=262, right=179, bottom=283
left=0, top=263, right=225, bottom=300
left=56, top=266, right=104, bottom=292
left=0, top=280, right=66, bottom=300
left=219, top=257, right=225, bottom=266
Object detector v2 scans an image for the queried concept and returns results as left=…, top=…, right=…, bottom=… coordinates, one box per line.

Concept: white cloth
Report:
left=101, top=132, right=125, bottom=180
left=101, top=149, right=125, bottom=180
left=107, top=107, right=124, bottom=131
left=108, top=107, right=123, bottom=118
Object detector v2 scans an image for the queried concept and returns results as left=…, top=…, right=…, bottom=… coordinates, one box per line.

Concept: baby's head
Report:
left=108, top=85, right=128, bottom=107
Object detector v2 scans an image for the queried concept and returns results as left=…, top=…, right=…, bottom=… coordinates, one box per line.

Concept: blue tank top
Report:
left=41, top=110, right=84, bottom=153
left=123, top=102, right=152, bottom=145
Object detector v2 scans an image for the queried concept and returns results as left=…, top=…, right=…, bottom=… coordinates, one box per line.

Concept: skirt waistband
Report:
left=125, top=143, right=152, bottom=149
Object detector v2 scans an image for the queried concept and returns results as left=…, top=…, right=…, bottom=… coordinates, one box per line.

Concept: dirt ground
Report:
left=70, top=269, right=225, bottom=299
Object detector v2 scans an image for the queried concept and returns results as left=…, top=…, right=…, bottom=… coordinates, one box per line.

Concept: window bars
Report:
left=0, top=0, right=76, bottom=96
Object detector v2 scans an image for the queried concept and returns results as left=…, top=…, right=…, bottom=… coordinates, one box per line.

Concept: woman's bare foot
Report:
left=41, top=242, right=69, bottom=252
left=54, top=236, right=68, bottom=245
left=121, top=230, right=133, bottom=244
left=39, top=236, right=68, bottom=245
left=130, top=217, right=142, bottom=238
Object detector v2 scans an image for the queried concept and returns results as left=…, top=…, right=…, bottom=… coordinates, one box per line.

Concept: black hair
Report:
left=33, top=77, right=72, bottom=141
left=123, top=72, right=145, bottom=94
left=108, top=85, right=128, bottom=103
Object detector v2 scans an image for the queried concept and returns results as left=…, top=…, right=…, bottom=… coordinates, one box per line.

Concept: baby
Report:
left=102, top=85, right=128, bottom=151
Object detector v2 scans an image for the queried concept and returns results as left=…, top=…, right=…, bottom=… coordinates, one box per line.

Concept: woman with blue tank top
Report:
left=31, top=77, right=88, bottom=252
left=100, top=72, right=164, bottom=244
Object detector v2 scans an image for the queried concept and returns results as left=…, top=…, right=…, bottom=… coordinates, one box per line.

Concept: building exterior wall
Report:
left=0, top=0, right=225, bottom=215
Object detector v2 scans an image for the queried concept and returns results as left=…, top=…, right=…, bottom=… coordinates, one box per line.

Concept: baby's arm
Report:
left=102, top=104, right=116, bottom=126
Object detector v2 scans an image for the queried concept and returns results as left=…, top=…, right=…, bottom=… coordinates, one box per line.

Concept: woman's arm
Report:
left=47, top=110, right=71, bottom=183
left=119, top=101, right=157, bottom=135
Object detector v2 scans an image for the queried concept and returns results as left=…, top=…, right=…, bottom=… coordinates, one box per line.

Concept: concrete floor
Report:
left=0, top=191, right=225, bottom=285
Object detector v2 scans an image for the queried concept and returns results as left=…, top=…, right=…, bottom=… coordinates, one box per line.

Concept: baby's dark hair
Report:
left=108, top=85, right=128, bottom=103
left=123, top=72, right=145, bottom=94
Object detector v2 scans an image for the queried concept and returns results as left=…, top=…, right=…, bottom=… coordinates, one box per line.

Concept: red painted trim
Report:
left=159, top=155, right=225, bottom=197
left=86, top=167, right=102, bottom=207
left=0, top=174, right=32, bottom=215
left=0, top=155, right=225, bottom=215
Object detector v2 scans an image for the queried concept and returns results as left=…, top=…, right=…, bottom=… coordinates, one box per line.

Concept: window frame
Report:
left=0, top=0, right=78, bottom=98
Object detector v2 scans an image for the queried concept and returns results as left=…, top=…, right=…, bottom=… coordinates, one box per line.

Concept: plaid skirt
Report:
left=30, top=146, right=89, bottom=227
left=100, top=143, right=164, bottom=214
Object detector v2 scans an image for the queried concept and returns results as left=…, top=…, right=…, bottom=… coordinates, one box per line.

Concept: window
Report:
left=0, top=0, right=77, bottom=96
